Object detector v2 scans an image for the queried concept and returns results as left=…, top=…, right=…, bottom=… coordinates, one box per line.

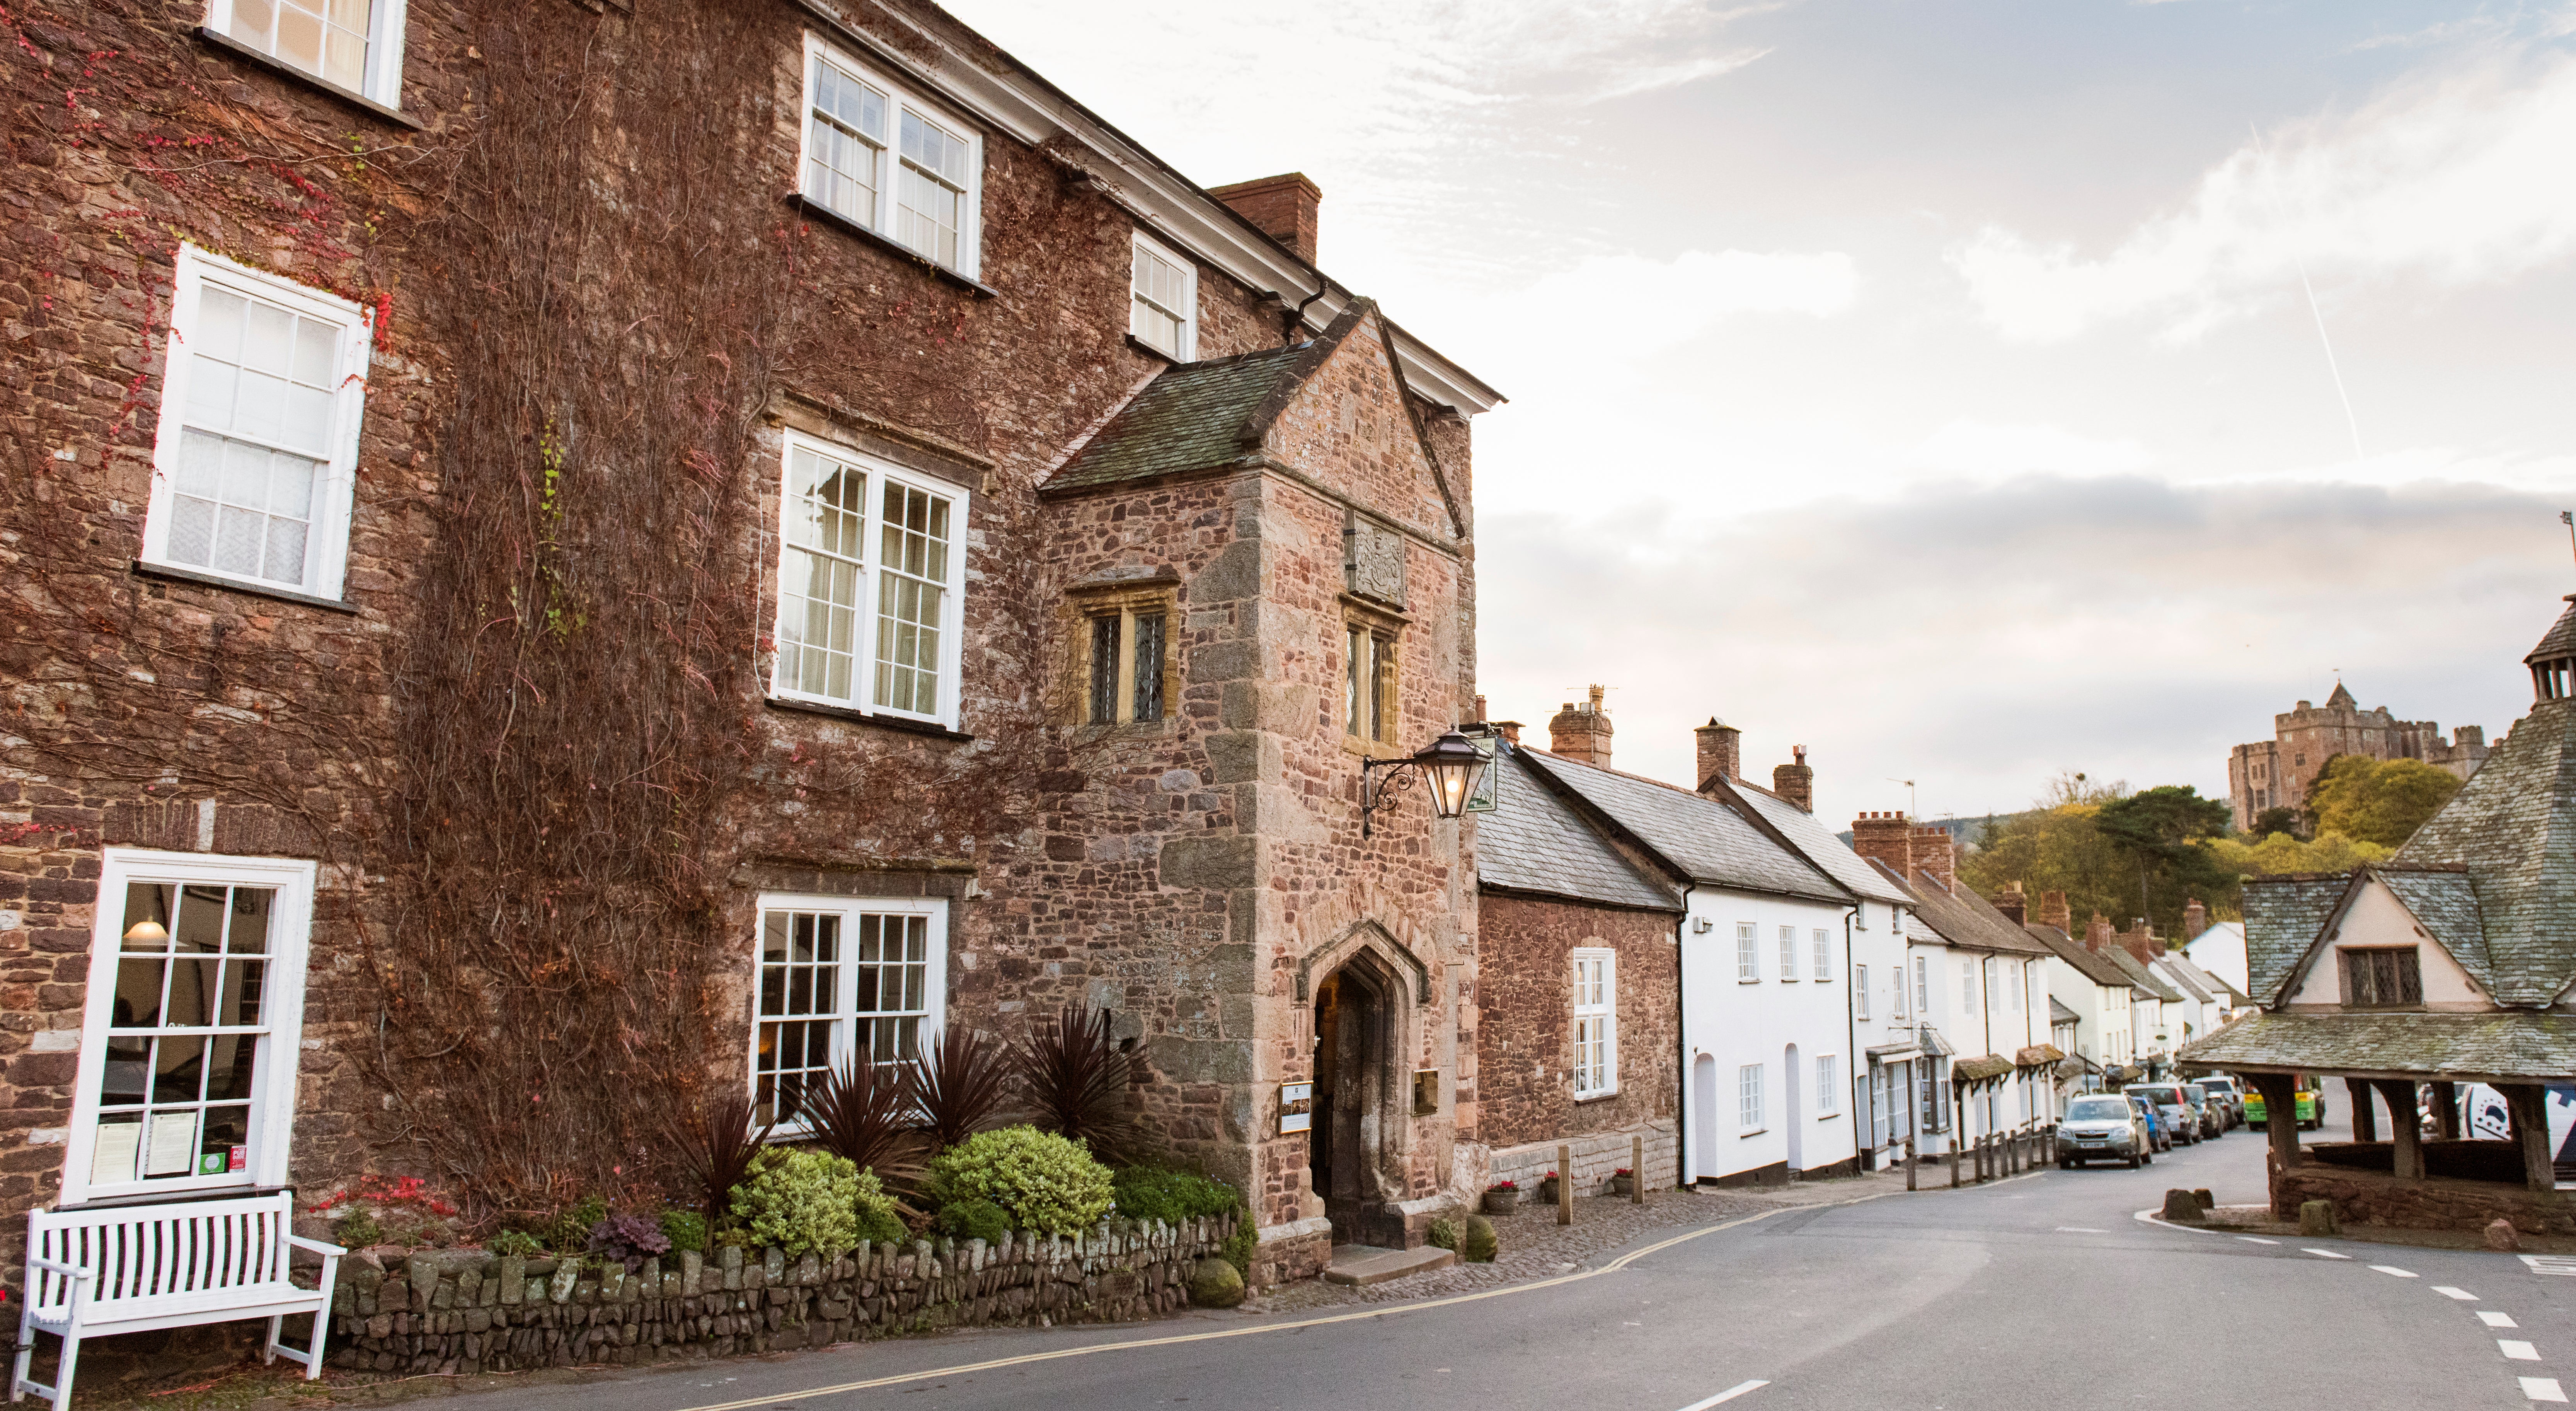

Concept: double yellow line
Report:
left=664, top=1195, right=1885, bottom=1411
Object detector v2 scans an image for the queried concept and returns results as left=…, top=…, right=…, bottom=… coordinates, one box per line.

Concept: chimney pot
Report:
left=1694, top=716, right=1741, bottom=793
left=1547, top=686, right=1613, bottom=768
left=2183, top=897, right=2208, bottom=937
left=1210, top=173, right=1322, bottom=264
left=1772, top=746, right=1814, bottom=812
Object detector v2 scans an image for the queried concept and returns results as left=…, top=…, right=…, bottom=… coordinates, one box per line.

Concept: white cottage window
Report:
left=205, top=0, right=410, bottom=107
left=1817, top=1054, right=1840, bottom=1114
left=1130, top=232, right=1196, bottom=360
left=1812, top=928, right=1831, bottom=981
left=1778, top=925, right=1797, bottom=981
left=1738, top=1063, right=1764, bottom=1130
left=1854, top=964, right=1870, bottom=1020
left=799, top=36, right=985, bottom=279
left=62, top=850, right=316, bottom=1206
left=771, top=433, right=968, bottom=728
left=1736, top=922, right=1758, bottom=983
left=751, top=894, right=948, bottom=1130
left=1571, top=949, right=1615, bottom=1098
left=142, top=246, right=372, bottom=600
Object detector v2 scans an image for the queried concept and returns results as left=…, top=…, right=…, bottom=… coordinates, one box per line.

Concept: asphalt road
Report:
left=467, top=1111, right=2576, bottom=1411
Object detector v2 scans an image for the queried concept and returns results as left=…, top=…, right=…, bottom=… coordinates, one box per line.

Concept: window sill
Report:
left=785, top=193, right=998, bottom=300
left=763, top=695, right=974, bottom=742
left=53, top=1181, right=287, bottom=1213
left=134, top=560, right=361, bottom=615
left=194, top=27, right=424, bottom=130
left=1124, top=333, right=1183, bottom=366
left=1817, top=1111, right=1842, bottom=1120
left=1738, top=1128, right=1767, bottom=1138
left=1738, top=978, right=1760, bottom=985
left=1573, top=1090, right=1620, bottom=1106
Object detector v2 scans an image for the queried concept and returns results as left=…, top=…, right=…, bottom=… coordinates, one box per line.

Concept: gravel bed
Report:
left=1244, top=1168, right=1910, bottom=1312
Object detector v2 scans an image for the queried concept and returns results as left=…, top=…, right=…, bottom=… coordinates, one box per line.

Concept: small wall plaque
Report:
left=1279, top=1082, right=1314, bottom=1135
left=1413, top=1068, right=1442, bottom=1116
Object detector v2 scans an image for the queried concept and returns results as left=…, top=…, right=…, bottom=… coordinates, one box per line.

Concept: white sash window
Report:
left=771, top=433, right=968, bottom=729
left=799, top=36, right=984, bottom=280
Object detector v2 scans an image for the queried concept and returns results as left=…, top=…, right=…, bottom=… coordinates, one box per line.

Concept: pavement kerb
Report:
left=651, top=1186, right=1906, bottom=1411
left=2131, top=1206, right=2533, bottom=1263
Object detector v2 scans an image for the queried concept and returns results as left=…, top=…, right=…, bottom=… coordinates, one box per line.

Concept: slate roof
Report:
left=2377, top=869, right=2494, bottom=993
left=2049, top=996, right=2082, bottom=1027
left=2023, top=924, right=2135, bottom=990
left=1475, top=746, right=1681, bottom=913
left=2160, top=952, right=2242, bottom=1007
left=2389, top=696, right=2576, bottom=1006
left=1881, top=863, right=2051, bottom=957
left=2178, top=1011, right=2576, bottom=1083
left=1721, top=784, right=1911, bottom=905
left=1518, top=751, right=1848, bottom=903
left=2525, top=597, right=2576, bottom=665
left=1047, top=342, right=1314, bottom=492
left=1954, top=1054, right=2015, bottom=1083
left=2153, top=959, right=2213, bottom=1006
left=2094, top=945, right=2184, bottom=1003
left=2242, top=874, right=2353, bottom=1002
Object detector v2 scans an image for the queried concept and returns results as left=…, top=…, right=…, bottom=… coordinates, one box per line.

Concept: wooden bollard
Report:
left=1557, top=1143, right=1574, bottom=1226
left=1949, top=1140, right=1962, bottom=1187
left=1631, top=1134, right=1645, bottom=1205
left=1905, top=1139, right=1918, bottom=1192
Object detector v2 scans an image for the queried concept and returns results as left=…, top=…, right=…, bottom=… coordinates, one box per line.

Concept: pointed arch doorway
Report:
left=1310, top=950, right=1406, bottom=1246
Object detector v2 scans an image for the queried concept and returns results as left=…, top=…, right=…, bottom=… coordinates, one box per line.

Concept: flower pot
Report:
left=1608, top=1176, right=1634, bottom=1196
left=1535, top=1178, right=1559, bottom=1205
left=1481, top=1188, right=1519, bottom=1216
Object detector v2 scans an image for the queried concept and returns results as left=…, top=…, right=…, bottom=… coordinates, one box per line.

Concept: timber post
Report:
left=1632, top=1135, right=1645, bottom=1205
left=2254, top=1071, right=2302, bottom=1219
left=2374, top=1079, right=2423, bottom=1181
left=2504, top=1085, right=2556, bottom=1193
left=1557, top=1142, right=1573, bottom=1225
left=2431, top=1081, right=2462, bottom=1140
left=1905, top=1138, right=1917, bottom=1192
left=2348, top=1076, right=2377, bottom=1144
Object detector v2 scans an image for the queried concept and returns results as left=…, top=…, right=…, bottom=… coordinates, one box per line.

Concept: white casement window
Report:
left=1854, top=964, right=1870, bottom=1020
left=1962, top=960, right=1978, bottom=1012
left=206, top=0, right=410, bottom=107
left=1571, top=949, right=1616, bottom=1099
left=142, top=245, right=371, bottom=601
left=1130, top=232, right=1196, bottom=360
left=2010, top=964, right=2024, bottom=1012
left=771, top=432, right=968, bottom=729
left=799, top=36, right=984, bottom=279
left=1778, top=925, right=1797, bottom=981
left=1913, top=954, right=1928, bottom=1013
left=751, top=894, right=948, bottom=1130
left=1735, top=922, right=1758, bottom=983
left=1738, top=1063, right=1764, bottom=1130
left=1817, top=1054, right=1840, bottom=1114
left=62, top=849, right=316, bottom=1207
left=1812, top=928, right=1831, bottom=981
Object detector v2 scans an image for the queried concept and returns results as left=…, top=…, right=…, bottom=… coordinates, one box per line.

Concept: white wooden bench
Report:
left=12, top=1193, right=343, bottom=1408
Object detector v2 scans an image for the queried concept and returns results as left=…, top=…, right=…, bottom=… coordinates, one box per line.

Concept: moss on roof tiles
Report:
left=2178, top=1010, right=2576, bottom=1082
left=1477, top=747, right=1682, bottom=913
left=2392, top=697, right=2576, bottom=1006
left=1047, top=343, right=1314, bottom=492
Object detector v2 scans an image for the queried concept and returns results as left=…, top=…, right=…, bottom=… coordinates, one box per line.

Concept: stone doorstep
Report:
left=1321, top=1244, right=1457, bottom=1287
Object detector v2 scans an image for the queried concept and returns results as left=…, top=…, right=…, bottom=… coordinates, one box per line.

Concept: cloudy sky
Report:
left=951, top=0, right=2576, bottom=825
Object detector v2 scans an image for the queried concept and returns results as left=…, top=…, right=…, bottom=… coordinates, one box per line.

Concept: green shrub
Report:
left=1426, top=1216, right=1461, bottom=1251
left=731, top=1148, right=864, bottom=1258
left=547, top=1195, right=607, bottom=1255
left=487, top=1228, right=543, bottom=1258
left=335, top=1209, right=383, bottom=1249
left=934, top=1196, right=1010, bottom=1245
left=1113, top=1164, right=1253, bottom=1276
left=926, top=1126, right=1116, bottom=1237
left=1460, top=1214, right=1497, bottom=1263
left=854, top=1169, right=907, bottom=1248
left=658, top=1209, right=708, bottom=1254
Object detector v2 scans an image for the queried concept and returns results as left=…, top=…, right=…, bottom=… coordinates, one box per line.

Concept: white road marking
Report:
left=2303, top=1248, right=2352, bottom=1259
left=2483, top=1312, right=2522, bottom=1328
left=2055, top=1227, right=2108, bottom=1233
left=2502, top=1340, right=2542, bottom=1361
left=2436, top=1286, right=2480, bottom=1300
left=2523, top=1255, right=2576, bottom=1276
left=2524, top=1376, right=2568, bottom=1403
left=2370, top=1265, right=2419, bottom=1278
left=2238, top=1236, right=2280, bottom=1245
left=1675, top=1381, right=1770, bottom=1410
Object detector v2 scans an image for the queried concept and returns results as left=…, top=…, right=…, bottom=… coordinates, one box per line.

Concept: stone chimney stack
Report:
left=2041, top=891, right=2071, bottom=932
left=2083, top=912, right=2116, bottom=952
left=2122, top=919, right=2161, bottom=966
left=1772, top=746, right=1813, bottom=812
left=1548, top=686, right=1613, bottom=768
left=1849, top=812, right=1957, bottom=890
left=1208, top=173, right=1322, bottom=264
left=2183, top=897, right=2208, bottom=938
left=1989, top=882, right=2027, bottom=925
left=1695, top=717, right=1741, bottom=792
left=1913, top=826, right=1957, bottom=892
left=1492, top=720, right=1522, bottom=746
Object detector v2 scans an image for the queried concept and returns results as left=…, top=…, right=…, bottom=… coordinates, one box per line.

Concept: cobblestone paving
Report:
left=1244, top=1168, right=1916, bottom=1312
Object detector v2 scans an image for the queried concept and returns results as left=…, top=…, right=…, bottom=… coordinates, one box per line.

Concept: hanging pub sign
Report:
left=1279, top=1082, right=1314, bottom=1135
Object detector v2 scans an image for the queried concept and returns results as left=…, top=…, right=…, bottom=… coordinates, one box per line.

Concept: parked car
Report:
left=2196, top=1075, right=2247, bottom=1128
left=2130, top=1093, right=2171, bottom=1153
left=2182, top=1082, right=2225, bottom=1140
left=2058, top=1093, right=2153, bottom=1169
left=2125, top=1082, right=2201, bottom=1146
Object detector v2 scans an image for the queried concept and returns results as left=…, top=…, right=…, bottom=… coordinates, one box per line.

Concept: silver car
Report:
left=2057, top=1093, right=2153, bottom=1170
left=2196, top=1075, right=2247, bottom=1128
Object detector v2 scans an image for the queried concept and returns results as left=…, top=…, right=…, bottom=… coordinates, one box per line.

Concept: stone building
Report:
left=2184, top=595, right=2576, bottom=1234
left=0, top=0, right=1499, bottom=1293
left=2226, top=682, right=2489, bottom=833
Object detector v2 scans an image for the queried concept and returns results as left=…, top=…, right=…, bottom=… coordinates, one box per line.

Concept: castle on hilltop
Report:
left=2225, top=682, right=2489, bottom=833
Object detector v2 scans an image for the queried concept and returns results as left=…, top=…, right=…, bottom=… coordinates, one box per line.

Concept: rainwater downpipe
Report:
left=1841, top=901, right=1860, bottom=1167
left=1675, top=883, right=1696, bottom=1190
left=1285, top=279, right=1330, bottom=345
